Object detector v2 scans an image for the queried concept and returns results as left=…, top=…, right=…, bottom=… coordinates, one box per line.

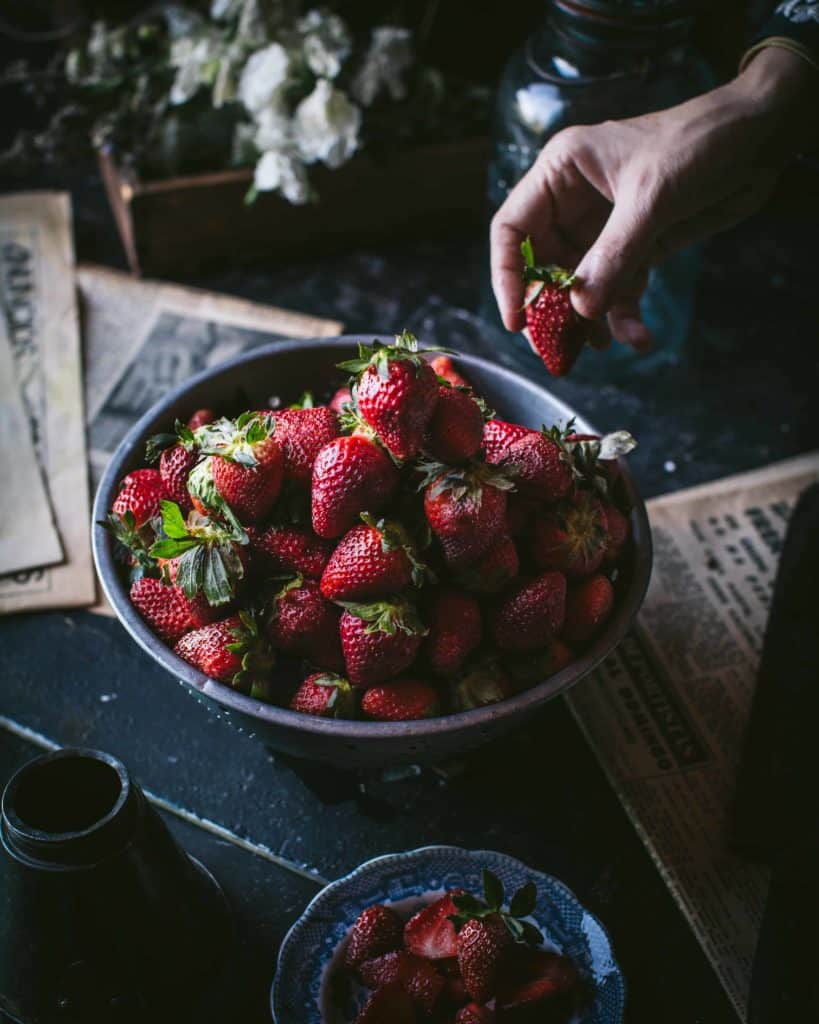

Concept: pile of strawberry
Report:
left=339, top=870, right=583, bottom=1023
left=105, top=331, right=636, bottom=720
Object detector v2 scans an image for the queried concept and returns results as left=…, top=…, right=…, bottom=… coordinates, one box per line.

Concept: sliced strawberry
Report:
left=404, top=890, right=465, bottom=960
left=355, top=980, right=416, bottom=1024
left=344, top=904, right=404, bottom=970
left=358, top=950, right=445, bottom=1013
left=456, top=1003, right=496, bottom=1023
left=495, top=949, right=579, bottom=1023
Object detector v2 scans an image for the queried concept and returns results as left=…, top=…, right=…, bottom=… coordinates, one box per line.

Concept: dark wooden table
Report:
left=1, top=171, right=817, bottom=1023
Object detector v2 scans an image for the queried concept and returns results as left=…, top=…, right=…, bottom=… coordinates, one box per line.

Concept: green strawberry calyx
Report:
left=194, top=411, right=274, bottom=467
left=309, top=672, right=357, bottom=717
left=337, top=330, right=451, bottom=383
left=149, top=500, right=248, bottom=607
left=448, top=869, right=544, bottom=946
left=225, top=610, right=276, bottom=700
left=145, top=419, right=198, bottom=463
left=336, top=597, right=429, bottom=638
left=360, top=512, right=435, bottom=587
left=416, top=458, right=516, bottom=507
left=186, top=457, right=247, bottom=539
left=288, top=391, right=314, bottom=409
left=520, top=237, right=576, bottom=308
left=100, top=509, right=158, bottom=583
left=545, top=419, right=637, bottom=505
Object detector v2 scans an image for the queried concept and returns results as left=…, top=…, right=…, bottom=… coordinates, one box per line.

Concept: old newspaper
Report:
left=566, top=451, right=819, bottom=1021
left=0, top=193, right=95, bottom=612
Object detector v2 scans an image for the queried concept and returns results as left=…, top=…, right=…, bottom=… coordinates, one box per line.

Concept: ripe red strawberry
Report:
left=320, top=515, right=426, bottom=601
left=361, top=678, right=440, bottom=721
left=344, top=904, right=404, bottom=969
left=532, top=492, right=607, bottom=578
left=601, top=503, right=630, bottom=567
left=457, top=915, right=513, bottom=1003
left=506, top=639, right=575, bottom=690
left=289, top=672, right=357, bottom=718
left=492, top=572, right=567, bottom=653
left=249, top=523, right=331, bottom=579
left=562, top=574, right=614, bottom=650
left=482, top=419, right=533, bottom=465
left=455, top=535, right=519, bottom=595
left=339, top=599, right=426, bottom=686
left=187, top=408, right=215, bottom=431
left=329, top=386, right=352, bottom=413
left=426, top=589, right=482, bottom=676
left=130, top=575, right=216, bottom=644
left=520, top=237, right=594, bottom=377
left=173, top=612, right=274, bottom=698
left=495, top=949, right=579, bottom=1022
left=311, top=435, right=399, bottom=539
left=501, top=431, right=572, bottom=502
left=355, top=981, right=415, bottom=1024
left=426, top=385, right=485, bottom=463
left=188, top=414, right=284, bottom=525
left=340, top=332, right=440, bottom=460
left=155, top=445, right=196, bottom=513
left=422, top=463, right=513, bottom=569
left=404, top=891, right=466, bottom=960
left=430, top=354, right=471, bottom=389
left=452, top=660, right=513, bottom=712
left=456, top=1003, right=496, bottom=1024
left=271, top=404, right=339, bottom=483
left=358, top=951, right=446, bottom=1012
left=112, top=468, right=165, bottom=527
left=267, top=576, right=343, bottom=670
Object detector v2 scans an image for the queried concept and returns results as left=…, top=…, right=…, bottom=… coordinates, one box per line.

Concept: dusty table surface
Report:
left=1, top=168, right=817, bottom=1024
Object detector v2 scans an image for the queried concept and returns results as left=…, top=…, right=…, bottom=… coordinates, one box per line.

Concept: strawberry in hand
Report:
left=520, top=236, right=601, bottom=377
left=338, top=331, right=441, bottom=461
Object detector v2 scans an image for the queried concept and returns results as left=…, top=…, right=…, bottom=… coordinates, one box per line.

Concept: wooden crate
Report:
left=99, top=138, right=491, bottom=277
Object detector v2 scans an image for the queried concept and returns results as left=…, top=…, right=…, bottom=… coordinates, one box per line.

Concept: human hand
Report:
left=491, top=47, right=817, bottom=352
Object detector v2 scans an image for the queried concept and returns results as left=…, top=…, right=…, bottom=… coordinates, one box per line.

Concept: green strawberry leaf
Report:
left=482, top=869, right=504, bottom=911
left=520, top=235, right=535, bottom=269
left=175, top=544, right=206, bottom=600
left=509, top=881, right=537, bottom=919
left=451, top=892, right=485, bottom=916
left=160, top=499, right=190, bottom=540
left=149, top=537, right=200, bottom=559
left=520, top=920, right=544, bottom=946
left=187, top=458, right=246, bottom=537
left=504, top=916, right=526, bottom=942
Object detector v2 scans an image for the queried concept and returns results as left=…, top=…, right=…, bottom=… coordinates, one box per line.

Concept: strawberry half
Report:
left=339, top=331, right=440, bottom=461
left=520, top=236, right=592, bottom=377
left=320, top=514, right=429, bottom=602
left=404, top=890, right=466, bottom=960
left=492, top=572, right=567, bottom=653
left=457, top=1003, right=496, bottom=1023
left=361, top=678, right=440, bottom=721
left=338, top=598, right=427, bottom=686
left=174, top=611, right=274, bottom=699
left=358, top=950, right=445, bottom=1012
left=354, top=981, right=415, bottom=1024
left=289, top=672, right=357, bottom=718
left=344, top=904, right=404, bottom=970
left=311, top=435, right=400, bottom=539
left=495, top=949, right=580, bottom=1023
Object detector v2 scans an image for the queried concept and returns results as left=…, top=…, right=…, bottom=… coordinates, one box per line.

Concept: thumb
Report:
left=571, top=191, right=659, bottom=319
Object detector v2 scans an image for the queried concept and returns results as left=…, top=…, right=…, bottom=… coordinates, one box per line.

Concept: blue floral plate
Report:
left=271, top=845, right=625, bottom=1023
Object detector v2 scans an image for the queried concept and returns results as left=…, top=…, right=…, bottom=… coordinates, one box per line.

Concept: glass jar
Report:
left=485, top=0, right=714, bottom=381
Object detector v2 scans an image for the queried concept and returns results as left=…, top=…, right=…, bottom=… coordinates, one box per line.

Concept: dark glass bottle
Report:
left=486, top=0, right=714, bottom=379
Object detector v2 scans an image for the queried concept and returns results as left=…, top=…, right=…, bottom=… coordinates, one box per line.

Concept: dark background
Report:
left=1, top=3, right=818, bottom=1023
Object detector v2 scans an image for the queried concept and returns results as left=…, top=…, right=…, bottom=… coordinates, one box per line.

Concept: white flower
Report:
left=169, top=33, right=220, bottom=106
left=298, top=9, right=352, bottom=79
left=253, top=97, right=292, bottom=151
left=294, top=79, right=361, bottom=168
left=254, top=150, right=310, bottom=204
left=238, top=43, right=291, bottom=114
left=352, top=26, right=413, bottom=107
